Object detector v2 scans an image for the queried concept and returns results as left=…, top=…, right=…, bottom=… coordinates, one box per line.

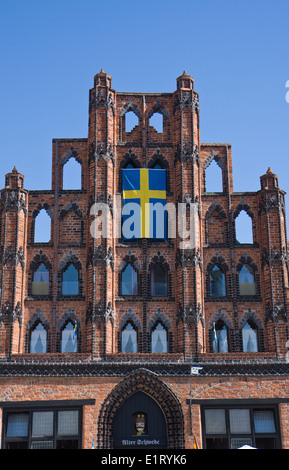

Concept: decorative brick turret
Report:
left=0, top=167, right=27, bottom=357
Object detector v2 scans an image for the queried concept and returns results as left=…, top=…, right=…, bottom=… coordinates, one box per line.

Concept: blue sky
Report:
left=1, top=0, right=289, bottom=223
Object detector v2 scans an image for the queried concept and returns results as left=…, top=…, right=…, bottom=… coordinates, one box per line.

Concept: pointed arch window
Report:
left=151, top=264, right=167, bottom=296
left=209, top=265, right=226, bottom=297
left=62, top=264, right=79, bottom=296
left=30, top=322, right=47, bottom=353
left=239, top=264, right=256, bottom=296
left=235, top=210, right=253, bottom=244
left=121, top=322, right=138, bottom=353
left=32, top=263, right=50, bottom=296
left=61, top=321, right=78, bottom=353
left=212, top=320, right=228, bottom=353
left=242, top=320, right=258, bottom=352
left=121, top=263, right=138, bottom=296
left=151, top=323, right=168, bottom=353
left=205, top=159, right=223, bottom=192
left=34, top=209, right=51, bottom=243
left=63, top=158, right=82, bottom=190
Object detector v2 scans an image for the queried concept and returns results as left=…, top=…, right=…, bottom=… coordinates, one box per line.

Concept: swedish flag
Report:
left=122, top=168, right=167, bottom=239
left=213, top=322, right=218, bottom=352
left=73, top=321, right=78, bottom=340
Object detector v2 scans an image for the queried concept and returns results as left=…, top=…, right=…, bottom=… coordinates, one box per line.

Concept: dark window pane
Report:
left=7, top=441, right=29, bottom=449
left=56, top=439, right=79, bottom=449
left=151, top=265, right=167, bottom=296
left=210, top=265, right=226, bottom=296
left=255, top=437, right=276, bottom=449
left=206, top=438, right=228, bottom=449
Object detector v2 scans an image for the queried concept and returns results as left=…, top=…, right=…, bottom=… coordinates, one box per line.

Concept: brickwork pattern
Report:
left=0, top=71, right=289, bottom=448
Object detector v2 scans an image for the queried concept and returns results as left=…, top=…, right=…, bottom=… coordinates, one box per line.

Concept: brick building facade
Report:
left=0, top=70, right=289, bottom=449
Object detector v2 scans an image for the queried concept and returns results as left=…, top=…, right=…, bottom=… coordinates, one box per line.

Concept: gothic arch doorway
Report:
left=113, top=391, right=166, bottom=449
left=97, top=369, right=184, bottom=449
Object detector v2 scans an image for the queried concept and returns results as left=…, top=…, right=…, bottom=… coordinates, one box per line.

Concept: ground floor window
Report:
left=3, top=407, right=81, bottom=449
left=202, top=405, right=280, bottom=449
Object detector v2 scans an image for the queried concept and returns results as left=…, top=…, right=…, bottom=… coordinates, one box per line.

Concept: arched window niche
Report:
left=32, top=263, right=50, bottom=296
left=62, top=263, right=79, bottom=296
left=34, top=209, right=51, bottom=243
left=239, top=263, right=256, bottom=296
left=121, top=263, right=138, bottom=296
left=212, top=319, right=229, bottom=353
left=62, top=158, right=82, bottom=190
left=61, top=320, right=78, bottom=353
left=205, top=159, right=223, bottom=192
left=121, top=322, right=138, bottom=353
left=151, top=322, right=168, bottom=353
left=242, top=319, right=259, bottom=352
left=235, top=209, right=253, bottom=244
left=151, top=264, right=167, bottom=297
left=29, top=322, right=48, bottom=354
left=209, top=264, right=226, bottom=297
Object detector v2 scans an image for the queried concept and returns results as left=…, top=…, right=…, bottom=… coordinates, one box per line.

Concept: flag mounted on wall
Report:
left=122, top=168, right=167, bottom=239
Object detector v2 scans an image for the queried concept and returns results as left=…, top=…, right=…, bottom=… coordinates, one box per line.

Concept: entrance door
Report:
left=113, top=391, right=167, bottom=449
